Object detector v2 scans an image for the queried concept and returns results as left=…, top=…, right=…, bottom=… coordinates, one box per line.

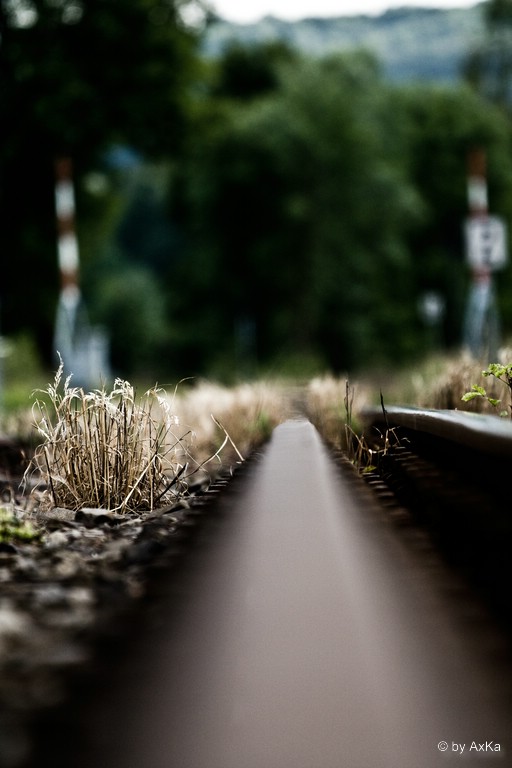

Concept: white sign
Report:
left=464, top=215, right=508, bottom=271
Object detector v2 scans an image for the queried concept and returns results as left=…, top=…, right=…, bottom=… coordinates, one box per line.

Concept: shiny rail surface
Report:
left=54, top=420, right=512, bottom=767
left=360, top=404, right=512, bottom=516
left=362, top=405, right=512, bottom=634
left=363, top=405, right=512, bottom=456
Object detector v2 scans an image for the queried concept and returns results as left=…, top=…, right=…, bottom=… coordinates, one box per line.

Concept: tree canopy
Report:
left=164, top=48, right=512, bottom=377
left=4, top=5, right=512, bottom=383
left=0, top=0, right=201, bottom=356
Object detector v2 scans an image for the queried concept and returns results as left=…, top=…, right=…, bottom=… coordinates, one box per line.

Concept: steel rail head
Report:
left=362, top=405, right=512, bottom=458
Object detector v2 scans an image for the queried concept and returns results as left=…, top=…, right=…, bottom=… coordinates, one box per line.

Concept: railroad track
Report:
left=361, top=406, right=512, bottom=633
left=36, top=416, right=512, bottom=768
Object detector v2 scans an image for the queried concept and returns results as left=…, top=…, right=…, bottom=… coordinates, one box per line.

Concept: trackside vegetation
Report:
left=28, top=362, right=191, bottom=513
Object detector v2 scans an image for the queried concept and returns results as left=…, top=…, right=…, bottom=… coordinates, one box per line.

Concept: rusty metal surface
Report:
left=74, top=419, right=512, bottom=768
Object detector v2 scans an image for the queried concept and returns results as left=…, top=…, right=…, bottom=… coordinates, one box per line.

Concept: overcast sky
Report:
left=210, top=0, right=479, bottom=24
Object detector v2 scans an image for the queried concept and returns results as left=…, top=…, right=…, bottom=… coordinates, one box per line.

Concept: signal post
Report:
left=463, top=148, right=507, bottom=359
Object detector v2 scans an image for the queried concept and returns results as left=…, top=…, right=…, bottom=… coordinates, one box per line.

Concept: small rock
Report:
left=33, top=585, right=69, bottom=609
left=75, top=508, right=124, bottom=527
left=43, top=531, right=70, bottom=550
left=37, top=508, right=76, bottom=524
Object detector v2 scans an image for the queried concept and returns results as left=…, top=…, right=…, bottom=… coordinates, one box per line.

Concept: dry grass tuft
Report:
left=305, top=374, right=374, bottom=450
left=172, top=379, right=291, bottom=466
left=305, top=376, right=401, bottom=471
left=27, top=360, right=190, bottom=513
left=23, top=367, right=292, bottom=513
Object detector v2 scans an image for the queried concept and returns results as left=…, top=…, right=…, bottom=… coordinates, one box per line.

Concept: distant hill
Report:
left=203, top=3, right=487, bottom=83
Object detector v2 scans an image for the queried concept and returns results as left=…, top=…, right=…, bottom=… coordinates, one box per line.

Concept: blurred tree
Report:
left=464, top=0, right=512, bottom=110
left=168, top=45, right=512, bottom=378
left=116, top=179, right=177, bottom=272
left=211, top=40, right=297, bottom=100
left=80, top=163, right=184, bottom=378
left=169, top=50, right=425, bottom=376
left=93, top=260, right=171, bottom=378
left=266, top=52, right=423, bottom=371
left=0, top=0, right=202, bottom=365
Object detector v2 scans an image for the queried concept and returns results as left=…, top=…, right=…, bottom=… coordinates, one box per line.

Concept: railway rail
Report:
left=35, top=415, right=512, bottom=768
left=361, top=406, right=512, bottom=632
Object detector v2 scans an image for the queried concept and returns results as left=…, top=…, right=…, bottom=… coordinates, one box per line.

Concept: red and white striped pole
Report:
left=467, top=148, right=488, bottom=219
left=463, top=148, right=499, bottom=358
left=53, top=157, right=84, bottom=379
left=55, top=157, right=80, bottom=302
left=54, top=158, right=110, bottom=386
left=467, top=148, right=491, bottom=287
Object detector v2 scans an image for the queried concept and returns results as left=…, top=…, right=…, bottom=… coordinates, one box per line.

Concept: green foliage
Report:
left=167, top=44, right=512, bottom=379
left=0, top=507, right=38, bottom=544
left=0, top=0, right=200, bottom=158
left=92, top=262, right=171, bottom=378
left=462, top=362, right=512, bottom=416
left=1, top=334, right=47, bottom=412
left=210, top=41, right=296, bottom=100
left=171, top=50, right=427, bottom=376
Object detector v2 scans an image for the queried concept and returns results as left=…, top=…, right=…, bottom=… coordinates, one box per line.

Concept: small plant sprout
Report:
left=461, top=362, right=512, bottom=418
left=344, top=379, right=375, bottom=470
left=27, top=359, right=191, bottom=513
left=343, top=381, right=400, bottom=473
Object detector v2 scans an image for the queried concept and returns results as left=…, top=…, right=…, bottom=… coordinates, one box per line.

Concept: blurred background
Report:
left=2, top=0, right=512, bottom=402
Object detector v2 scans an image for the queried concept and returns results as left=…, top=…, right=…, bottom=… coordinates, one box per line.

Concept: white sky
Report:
left=210, top=0, right=479, bottom=24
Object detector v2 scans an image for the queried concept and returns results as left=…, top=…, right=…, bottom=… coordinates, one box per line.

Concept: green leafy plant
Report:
left=27, top=360, right=191, bottom=514
left=461, top=363, right=512, bottom=418
left=0, top=507, right=38, bottom=544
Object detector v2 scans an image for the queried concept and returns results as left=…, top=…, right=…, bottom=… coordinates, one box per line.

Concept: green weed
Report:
left=461, top=362, right=512, bottom=418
